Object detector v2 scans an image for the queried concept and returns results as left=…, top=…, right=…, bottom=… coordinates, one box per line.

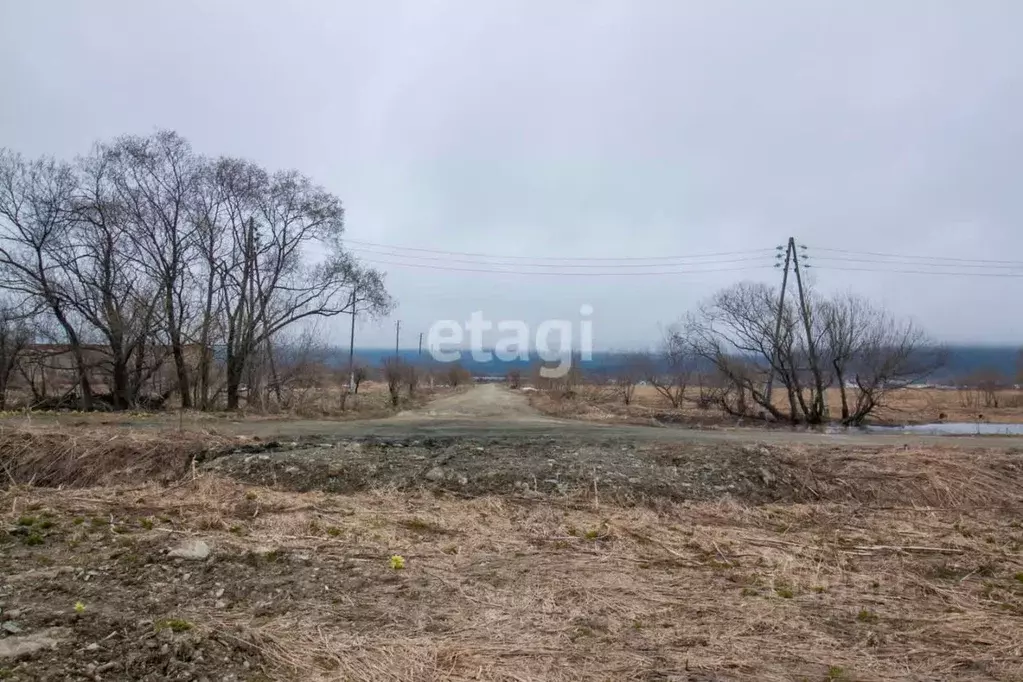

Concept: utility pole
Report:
left=395, top=320, right=401, bottom=358
left=765, top=239, right=793, bottom=401
left=418, top=332, right=423, bottom=357
left=347, top=287, right=357, bottom=394
left=791, top=242, right=826, bottom=419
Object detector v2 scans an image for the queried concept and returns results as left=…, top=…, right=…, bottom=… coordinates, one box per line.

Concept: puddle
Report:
left=837, top=422, right=1023, bottom=436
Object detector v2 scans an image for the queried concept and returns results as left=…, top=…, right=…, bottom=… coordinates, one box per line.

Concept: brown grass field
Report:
left=531, top=385, right=1023, bottom=426
left=0, top=424, right=1022, bottom=680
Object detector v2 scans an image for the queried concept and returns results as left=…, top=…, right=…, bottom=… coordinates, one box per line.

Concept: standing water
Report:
left=851, top=422, right=1023, bottom=436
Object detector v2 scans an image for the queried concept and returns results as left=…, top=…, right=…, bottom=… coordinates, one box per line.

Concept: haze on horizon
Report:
left=2, top=1, right=1021, bottom=351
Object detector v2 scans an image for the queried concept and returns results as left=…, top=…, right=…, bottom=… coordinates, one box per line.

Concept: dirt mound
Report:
left=206, top=437, right=1023, bottom=512
left=206, top=437, right=799, bottom=504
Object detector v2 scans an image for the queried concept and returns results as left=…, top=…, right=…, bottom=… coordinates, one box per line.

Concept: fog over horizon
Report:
left=3, top=1, right=1022, bottom=350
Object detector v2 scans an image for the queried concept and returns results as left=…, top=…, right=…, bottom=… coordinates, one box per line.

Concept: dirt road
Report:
left=212, top=383, right=1023, bottom=450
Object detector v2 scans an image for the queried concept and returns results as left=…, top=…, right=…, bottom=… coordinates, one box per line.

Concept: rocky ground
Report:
left=205, top=437, right=797, bottom=504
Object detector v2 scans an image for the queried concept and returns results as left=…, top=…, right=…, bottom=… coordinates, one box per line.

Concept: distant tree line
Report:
left=0, top=131, right=391, bottom=411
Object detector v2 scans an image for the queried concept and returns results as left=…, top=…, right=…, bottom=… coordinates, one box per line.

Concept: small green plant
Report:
left=155, top=618, right=193, bottom=633
left=16, top=515, right=37, bottom=526
left=72, top=517, right=85, bottom=525
left=442, top=543, right=459, bottom=555
left=90, top=517, right=107, bottom=528
left=857, top=609, right=879, bottom=623
left=812, top=585, right=827, bottom=593
left=37, top=519, right=55, bottom=530
left=775, top=586, right=794, bottom=599
left=229, top=524, right=244, bottom=534
left=1014, top=572, right=1023, bottom=584
left=21, top=532, right=43, bottom=546
left=326, top=526, right=342, bottom=537
left=140, top=518, right=154, bottom=530
left=870, top=580, right=880, bottom=589
left=244, top=491, right=258, bottom=501
left=390, top=554, right=406, bottom=570
left=826, top=665, right=846, bottom=680
left=74, top=601, right=86, bottom=614
left=741, top=587, right=758, bottom=597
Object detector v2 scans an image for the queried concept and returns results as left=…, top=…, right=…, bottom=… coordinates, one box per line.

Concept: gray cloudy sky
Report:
left=2, top=1, right=1022, bottom=349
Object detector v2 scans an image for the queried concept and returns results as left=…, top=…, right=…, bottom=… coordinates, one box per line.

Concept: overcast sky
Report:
left=2, top=1, right=1022, bottom=349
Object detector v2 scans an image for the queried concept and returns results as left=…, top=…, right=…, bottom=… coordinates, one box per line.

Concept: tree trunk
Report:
left=111, top=356, right=130, bottom=410
left=834, top=360, right=849, bottom=423
left=225, top=351, right=244, bottom=410
left=165, top=283, right=192, bottom=409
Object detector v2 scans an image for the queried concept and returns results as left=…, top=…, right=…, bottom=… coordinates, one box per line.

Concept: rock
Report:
left=168, top=539, right=211, bottom=561
left=214, top=588, right=225, bottom=599
left=1, top=621, right=23, bottom=634
left=759, top=468, right=775, bottom=486
left=425, top=467, right=446, bottom=482
left=0, top=628, right=67, bottom=660
left=85, top=642, right=100, bottom=652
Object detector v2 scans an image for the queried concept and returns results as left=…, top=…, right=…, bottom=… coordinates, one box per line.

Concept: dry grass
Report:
left=0, top=382, right=462, bottom=432
left=531, top=385, right=1023, bottom=426
left=3, top=472, right=1022, bottom=680
left=0, top=426, right=239, bottom=487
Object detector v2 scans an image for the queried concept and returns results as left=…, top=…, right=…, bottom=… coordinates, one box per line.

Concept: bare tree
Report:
left=57, top=145, right=163, bottom=409
left=0, top=134, right=394, bottom=413
left=382, top=357, right=404, bottom=407
left=0, top=304, right=30, bottom=409
left=647, top=327, right=696, bottom=409
left=404, top=362, right=420, bottom=397
left=687, top=282, right=799, bottom=421
left=0, top=151, right=96, bottom=410
left=688, top=282, right=934, bottom=425
left=613, top=353, right=647, bottom=405
left=105, top=132, right=200, bottom=407
left=446, top=362, right=471, bottom=387
left=212, top=158, right=391, bottom=409
left=958, top=368, right=1005, bottom=410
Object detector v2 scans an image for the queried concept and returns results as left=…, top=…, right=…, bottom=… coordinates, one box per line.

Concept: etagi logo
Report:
left=426, top=305, right=594, bottom=378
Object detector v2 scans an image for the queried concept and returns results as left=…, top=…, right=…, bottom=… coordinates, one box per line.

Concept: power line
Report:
left=349, top=246, right=773, bottom=269
left=357, top=257, right=776, bottom=276
left=345, top=238, right=773, bottom=262
left=811, top=256, right=1023, bottom=271
left=810, top=265, right=1023, bottom=278
left=805, top=246, right=1023, bottom=266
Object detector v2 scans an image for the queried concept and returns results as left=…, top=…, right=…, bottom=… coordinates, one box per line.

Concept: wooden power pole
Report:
left=765, top=239, right=793, bottom=400
left=347, top=287, right=357, bottom=394
left=395, top=320, right=401, bottom=358
left=790, top=242, right=826, bottom=419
